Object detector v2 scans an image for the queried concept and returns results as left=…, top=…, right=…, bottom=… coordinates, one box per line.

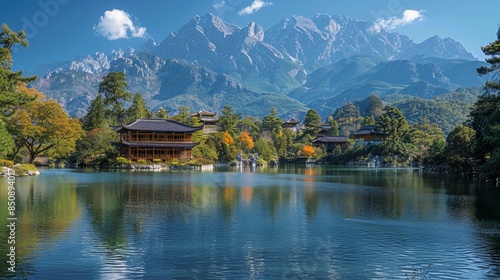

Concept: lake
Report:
left=1, top=166, right=499, bottom=279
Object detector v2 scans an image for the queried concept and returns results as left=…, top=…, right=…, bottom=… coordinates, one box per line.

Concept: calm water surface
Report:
left=1, top=166, right=500, bottom=279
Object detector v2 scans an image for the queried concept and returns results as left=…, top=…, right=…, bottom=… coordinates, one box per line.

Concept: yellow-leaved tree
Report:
left=301, top=145, right=316, bottom=158
left=239, top=131, right=254, bottom=151
left=6, top=85, right=84, bottom=163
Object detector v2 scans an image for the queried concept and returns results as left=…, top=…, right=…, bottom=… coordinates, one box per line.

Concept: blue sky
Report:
left=2, top=0, right=499, bottom=72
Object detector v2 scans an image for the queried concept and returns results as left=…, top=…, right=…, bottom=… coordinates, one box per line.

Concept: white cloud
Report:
left=94, top=9, right=147, bottom=40
left=213, top=0, right=226, bottom=10
left=238, top=0, right=273, bottom=15
left=370, top=9, right=424, bottom=33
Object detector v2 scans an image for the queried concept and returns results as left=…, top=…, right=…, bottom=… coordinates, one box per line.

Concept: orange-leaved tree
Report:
left=239, top=131, right=254, bottom=151
left=301, top=145, right=316, bottom=158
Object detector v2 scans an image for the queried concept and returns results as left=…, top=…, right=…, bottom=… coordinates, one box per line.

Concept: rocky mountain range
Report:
left=31, top=13, right=486, bottom=119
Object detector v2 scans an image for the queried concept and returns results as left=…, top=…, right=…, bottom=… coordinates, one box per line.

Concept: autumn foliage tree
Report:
left=6, top=86, right=84, bottom=163
left=302, top=145, right=316, bottom=158
left=239, top=131, right=254, bottom=151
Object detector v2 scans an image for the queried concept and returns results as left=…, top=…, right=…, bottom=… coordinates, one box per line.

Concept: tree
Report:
left=362, top=115, right=376, bottom=126
left=99, top=72, right=132, bottom=125
left=238, top=116, right=260, bottom=137
left=304, top=109, right=322, bottom=137
left=405, top=122, right=445, bottom=164
left=262, top=107, right=282, bottom=133
left=192, top=142, right=218, bottom=162
left=333, top=102, right=361, bottom=120
left=222, top=131, right=234, bottom=145
left=126, top=92, right=153, bottom=122
left=470, top=29, right=500, bottom=177
left=254, top=137, right=272, bottom=161
left=445, top=125, right=476, bottom=172
left=0, top=24, right=36, bottom=116
left=239, top=131, right=254, bottom=151
left=218, top=105, right=241, bottom=136
left=326, top=116, right=339, bottom=136
left=377, top=105, right=409, bottom=154
left=74, top=127, right=117, bottom=165
left=301, top=145, right=316, bottom=158
left=363, top=94, right=384, bottom=118
left=155, top=107, right=169, bottom=119
left=6, top=91, right=84, bottom=163
left=0, top=119, right=14, bottom=157
left=171, top=106, right=201, bottom=126
left=83, top=94, right=107, bottom=131
left=332, top=102, right=362, bottom=136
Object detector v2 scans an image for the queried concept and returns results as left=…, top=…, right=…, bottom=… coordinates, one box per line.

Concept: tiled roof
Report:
left=192, top=110, right=217, bottom=117
left=311, top=136, right=349, bottom=143
left=120, top=140, right=199, bottom=149
left=353, top=125, right=385, bottom=136
left=282, top=118, right=301, bottom=125
left=116, top=119, right=203, bottom=133
left=200, top=116, right=219, bottom=122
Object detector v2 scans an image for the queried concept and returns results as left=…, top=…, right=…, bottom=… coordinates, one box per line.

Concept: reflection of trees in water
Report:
left=0, top=176, right=81, bottom=278
left=473, top=186, right=500, bottom=278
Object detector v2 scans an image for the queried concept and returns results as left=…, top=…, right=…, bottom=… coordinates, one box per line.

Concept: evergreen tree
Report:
left=218, top=105, right=241, bottom=136
left=83, top=94, right=107, bottom=131
left=99, top=71, right=132, bottom=125
left=326, top=116, right=339, bottom=136
left=304, top=109, right=322, bottom=137
left=126, top=92, right=153, bottom=122
left=262, top=107, right=282, bottom=133
left=445, top=125, right=476, bottom=172
left=364, top=94, right=384, bottom=117
left=332, top=102, right=361, bottom=120
left=377, top=105, right=409, bottom=154
left=470, top=29, right=500, bottom=177
left=155, top=107, right=169, bottom=119
left=0, top=24, right=36, bottom=116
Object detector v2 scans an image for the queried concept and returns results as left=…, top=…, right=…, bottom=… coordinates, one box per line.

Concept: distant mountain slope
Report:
left=29, top=12, right=483, bottom=119
left=151, top=59, right=308, bottom=116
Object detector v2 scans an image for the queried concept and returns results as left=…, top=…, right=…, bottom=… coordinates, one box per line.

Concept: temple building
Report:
left=192, top=110, right=220, bottom=133
left=282, top=118, right=301, bottom=132
left=311, top=136, right=349, bottom=152
left=113, top=119, right=203, bottom=161
left=353, top=125, right=386, bottom=146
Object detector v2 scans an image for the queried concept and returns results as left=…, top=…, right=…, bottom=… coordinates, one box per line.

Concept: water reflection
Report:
left=0, top=166, right=499, bottom=279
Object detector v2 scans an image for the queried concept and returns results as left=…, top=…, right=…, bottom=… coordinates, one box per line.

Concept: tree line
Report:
left=0, top=23, right=499, bottom=179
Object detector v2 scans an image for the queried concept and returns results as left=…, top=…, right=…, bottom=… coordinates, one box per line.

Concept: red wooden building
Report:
left=113, top=119, right=203, bottom=161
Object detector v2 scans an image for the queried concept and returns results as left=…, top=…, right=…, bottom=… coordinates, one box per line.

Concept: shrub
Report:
left=115, top=157, right=130, bottom=164
left=189, top=158, right=214, bottom=166
left=13, top=164, right=38, bottom=175
left=137, top=159, right=147, bottom=164
left=0, top=159, right=14, bottom=167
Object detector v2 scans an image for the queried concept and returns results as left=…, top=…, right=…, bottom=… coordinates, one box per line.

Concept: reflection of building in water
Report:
left=112, top=119, right=202, bottom=161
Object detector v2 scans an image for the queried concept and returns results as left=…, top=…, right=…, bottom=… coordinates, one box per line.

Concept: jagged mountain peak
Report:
left=189, top=13, right=240, bottom=37
left=399, top=35, right=477, bottom=61
left=139, top=38, right=158, bottom=53
left=241, top=21, right=265, bottom=42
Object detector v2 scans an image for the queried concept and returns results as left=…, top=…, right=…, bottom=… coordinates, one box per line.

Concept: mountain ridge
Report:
left=29, top=13, right=484, bottom=119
